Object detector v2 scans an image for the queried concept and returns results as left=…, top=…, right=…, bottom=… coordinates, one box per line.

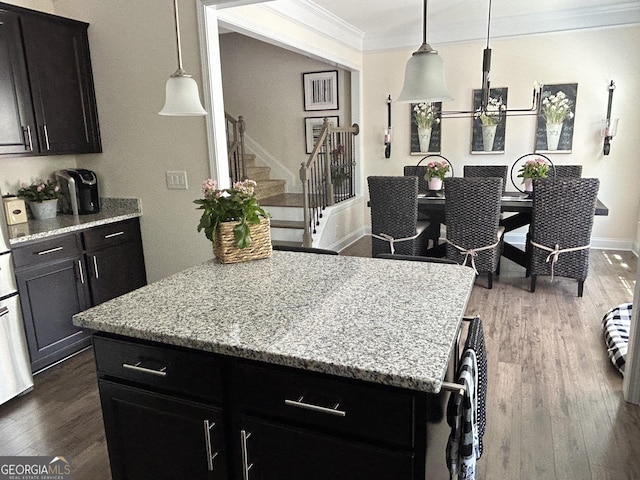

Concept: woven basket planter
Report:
left=213, top=217, right=272, bottom=264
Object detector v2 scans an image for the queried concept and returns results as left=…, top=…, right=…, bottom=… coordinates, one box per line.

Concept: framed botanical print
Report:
left=303, top=70, right=339, bottom=111
left=410, top=102, right=442, bottom=155
left=535, top=83, right=578, bottom=153
left=305, top=116, right=339, bottom=154
left=471, top=87, right=508, bottom=154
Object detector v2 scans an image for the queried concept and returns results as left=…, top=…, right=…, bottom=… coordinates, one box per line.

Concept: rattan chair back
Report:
left=553, top=165, right=582, bottom=178
left=368, top=176, right=428, bottom=257
left=529, top=178, right=599, bottom=295
left=463, top=165, right=508, bottom=192
left=444, top=177, right=504, bottom=286
left=403, top=165, right=430, bottom=193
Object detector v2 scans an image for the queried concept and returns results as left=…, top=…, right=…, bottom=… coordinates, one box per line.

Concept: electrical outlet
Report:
left=166, top=171, right=188, bottom=190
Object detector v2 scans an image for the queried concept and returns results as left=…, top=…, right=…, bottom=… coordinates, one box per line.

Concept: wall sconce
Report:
left=601, top=80, right=618, bottom=155
left=384, top=95, right=392, bottom=158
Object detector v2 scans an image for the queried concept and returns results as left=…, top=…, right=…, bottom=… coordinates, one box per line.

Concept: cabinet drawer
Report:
left=83, top=218, right=141, bottom=251
left=231, top=362, right=417, bottom=448
left=93, top=335, right=223, bottom=403
left=12, top=234, right=80, bottom=268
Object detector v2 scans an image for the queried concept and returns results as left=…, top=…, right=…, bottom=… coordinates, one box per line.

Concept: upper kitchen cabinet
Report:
left=0, top=3, right=101, bottom=156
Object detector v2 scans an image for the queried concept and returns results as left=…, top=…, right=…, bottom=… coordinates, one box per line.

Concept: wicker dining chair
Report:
left=552, top=165, right=582, bottom=178
left=368, top=176, right=432, bottom=257
left=444, top=177, right=504, bottom=289
left=463, top=165, right=508, bottom=193
left=403, top=165, right=430, bottom=193
left=529, top=178, right=599, bottom=297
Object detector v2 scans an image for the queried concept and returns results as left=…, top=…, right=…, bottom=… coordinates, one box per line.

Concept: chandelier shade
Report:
left=397, top=47, right=453, bottom=103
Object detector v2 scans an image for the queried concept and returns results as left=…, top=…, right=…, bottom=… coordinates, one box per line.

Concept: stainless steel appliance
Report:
left=55, top=169, right=100, bottom=215
left=0, top=196, right=33, bottom=405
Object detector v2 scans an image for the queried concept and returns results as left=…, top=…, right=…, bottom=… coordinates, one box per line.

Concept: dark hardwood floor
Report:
left=1, top=237, right=638, bottom=479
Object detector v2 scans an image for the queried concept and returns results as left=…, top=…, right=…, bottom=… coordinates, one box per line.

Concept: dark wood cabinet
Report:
left=15, top=249, right=91, bottom=372
left=14, top=219, right=146, bottom=372
left=83, top=218, right=147, bottom=305
left=93, top=334, right=450, bottom=480
left=0, top=2, right=101, bottom=156
left=99, top=380, right=227, bottom=480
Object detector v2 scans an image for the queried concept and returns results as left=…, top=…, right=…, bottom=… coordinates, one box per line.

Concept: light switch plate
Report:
left=166, top=170, right=188, bottom=190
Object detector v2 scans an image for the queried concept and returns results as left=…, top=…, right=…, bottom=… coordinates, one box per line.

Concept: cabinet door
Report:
left=20, top=14, right=101, bottom=154
left=85, top=219, right=147, bottom=305
left=236, top=416, right=414, bottom=480
left=99, top=380, right=227, bottom=480
left=0, top=10, right=38, bottom=155
left=16, top=257, right=91, bottom=372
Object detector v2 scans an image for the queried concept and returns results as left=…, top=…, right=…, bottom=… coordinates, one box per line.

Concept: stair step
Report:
left=246, top=166, right=271, bottom=182
left=244, top=153, right=256, bottom=167
left=255, top=180, right=285, bottom=200
left=271, top=220, right=305, bottom=229
left=260, top=193, right=305, bottom=208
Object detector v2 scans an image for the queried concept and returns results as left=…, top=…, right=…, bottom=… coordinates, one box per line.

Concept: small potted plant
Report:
left=413, top=103, right=440, bottom=152
left=17, top=179, right=61, bottom=220
left=424, top=160, right=450, bottom=191
left=194, top=179, right=272, bottom=263
left=517, top=157, right=551, bottom=192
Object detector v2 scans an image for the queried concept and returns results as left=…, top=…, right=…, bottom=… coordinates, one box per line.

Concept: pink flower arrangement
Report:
left=17, top=179, right=61, bottom=203
left=424, top=160, right=450, bottom=181
left=517, top=157, right=550, bottom=180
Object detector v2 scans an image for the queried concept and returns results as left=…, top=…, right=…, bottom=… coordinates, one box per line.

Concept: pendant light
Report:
left=397, top=0, right=453, bottom=103
left=159, top=0, right=207, bottom=116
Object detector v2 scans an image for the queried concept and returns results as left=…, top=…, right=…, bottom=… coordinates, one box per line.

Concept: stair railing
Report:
left=225, top=112, right=246, bottom=184
left=300, top=119, right=359, bottom=247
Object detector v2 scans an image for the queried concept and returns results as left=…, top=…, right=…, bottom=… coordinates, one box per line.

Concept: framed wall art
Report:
left=410, top=102, right=442, bottom=155
left=471, top=87, right=508, bottom=154
left=303, top=70, right=339, bottom=111
left=305, top=116, right=339, bottom=154
left=535, top=83, right=578, bottom=153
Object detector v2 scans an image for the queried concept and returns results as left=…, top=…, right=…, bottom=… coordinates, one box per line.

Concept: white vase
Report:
left=524, top=178, right=533, bottom=193
left=428, top=177, right=442, bottom=191
left=418, top=127, right=432, bottom=152
left=29, top=199, right=58, bottom=220
left=546, top=122, right=563, bottom=151
left=482, top=124, right=497, bottom=152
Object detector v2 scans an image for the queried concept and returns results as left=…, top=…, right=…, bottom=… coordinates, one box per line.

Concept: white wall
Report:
left=363, top=26, right=640, bottom=250
left=219, top=33, right=351, bottom=187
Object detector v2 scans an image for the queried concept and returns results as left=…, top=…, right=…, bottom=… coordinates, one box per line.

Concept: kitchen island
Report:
left=74, top=251, right=476, bottom=480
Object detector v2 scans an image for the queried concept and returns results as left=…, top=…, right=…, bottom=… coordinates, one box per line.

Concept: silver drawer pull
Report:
left=240, top=430, right=253, bottom=480
left=284, top=396, right=346, bottom=417
left=37, top=246, right=63, bottom=255
left=43, top=124, right=50, bottom=150
left=0, top=306, right=9, bottom=317
left=93, top=256, right=99, bottom=279
left=204, top=420, right=219, bottom=472
left=78, top=260, right=85, bottom=284
left=122, top=361, right=167, bottom=377
left=104, top=231, right=125, bottom=239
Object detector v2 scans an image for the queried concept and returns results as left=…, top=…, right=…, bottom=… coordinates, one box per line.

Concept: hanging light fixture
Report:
left=159, top=0, right=207, bottom=116
left=440, top=0, right=542, bottom=119
left=397, top=0, right=453, bottom=103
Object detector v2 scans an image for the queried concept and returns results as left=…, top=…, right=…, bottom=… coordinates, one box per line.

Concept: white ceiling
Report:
left=306, top=0, right=640, bottom=50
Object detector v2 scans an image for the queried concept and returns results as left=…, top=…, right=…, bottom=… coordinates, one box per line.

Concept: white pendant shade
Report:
left=397, top=50, right=453, bottom=103
left=159, top=73, right=207, bottom=116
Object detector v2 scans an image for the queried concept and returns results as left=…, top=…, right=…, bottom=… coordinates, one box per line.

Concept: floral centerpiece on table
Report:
left=474, top=96, right=506, bottom=126
left=194, top=179, right=270, bottom=249
left=541, top=91, right=573, bottom=124
left=424, top=160, right=450, bottom=181
left=413, top=103, right=440, bottom=129
left=517, top=157, right=551, bottom=180
left=17, top=179, right=61, bottom=203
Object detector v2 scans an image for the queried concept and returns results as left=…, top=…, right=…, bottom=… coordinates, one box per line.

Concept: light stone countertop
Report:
left=73, top=251, right=476, bottom=393
left=8, top=198, right=141, bottom=244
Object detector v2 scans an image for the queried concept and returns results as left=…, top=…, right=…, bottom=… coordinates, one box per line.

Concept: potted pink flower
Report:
left=424, top=160, right=450, bottom=191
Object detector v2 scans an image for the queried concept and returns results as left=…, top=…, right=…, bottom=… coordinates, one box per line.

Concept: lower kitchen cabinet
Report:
left=236, top=416, right=414, bottom=480
left=13, top=218, right=146, bottom=372
left=15, top=256, right=90, bottom=372
left=98, top=380, right=227, bottom=480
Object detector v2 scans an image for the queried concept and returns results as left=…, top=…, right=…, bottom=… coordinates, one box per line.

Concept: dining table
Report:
left=418, top=192, right=610, bottom=267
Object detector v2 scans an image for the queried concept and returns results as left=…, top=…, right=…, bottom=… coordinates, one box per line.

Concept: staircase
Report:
left=245, top=154, right=306, bottom=247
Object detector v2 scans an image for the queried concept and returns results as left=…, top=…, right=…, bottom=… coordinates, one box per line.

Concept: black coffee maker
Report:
left=55, top=169, right=100, bottom=215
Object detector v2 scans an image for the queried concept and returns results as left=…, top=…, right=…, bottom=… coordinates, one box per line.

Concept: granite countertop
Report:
left=8, top=198, right=142, bottom=245
left=73, top=251, right=476, bottom=393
